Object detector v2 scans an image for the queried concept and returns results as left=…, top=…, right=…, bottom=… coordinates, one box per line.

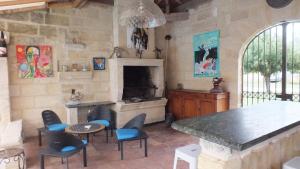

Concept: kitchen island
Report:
left=172, top=101, right=300, bottom=169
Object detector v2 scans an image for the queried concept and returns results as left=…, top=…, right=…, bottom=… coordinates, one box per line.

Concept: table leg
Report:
left=83, top=147, right=87, bottom=167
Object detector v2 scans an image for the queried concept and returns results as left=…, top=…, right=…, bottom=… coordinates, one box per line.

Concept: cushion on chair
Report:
left=61, top=146, right=77, bottom=152
left=47, top=123, right=68, bottom=131
left=116, top=129, right=139, bottom=140
left=82, top=139, right=88, bottom=146
left=90, top=120, right=110, bottom=127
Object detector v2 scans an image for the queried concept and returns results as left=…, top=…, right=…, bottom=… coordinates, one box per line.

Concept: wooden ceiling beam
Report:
left=0, top=0, right=50, bottom=6
left=0, top=3, right=46, bottom=14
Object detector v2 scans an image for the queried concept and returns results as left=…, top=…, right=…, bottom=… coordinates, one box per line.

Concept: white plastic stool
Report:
left=173, top=144, right=201, bottom=169
left=283, top=157, right=300, bottom=169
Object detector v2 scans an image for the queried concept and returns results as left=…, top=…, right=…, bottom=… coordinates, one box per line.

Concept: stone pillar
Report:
left=0, top=57, right=11, bottom=123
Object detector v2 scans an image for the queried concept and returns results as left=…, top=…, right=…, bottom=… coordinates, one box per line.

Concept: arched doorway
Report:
left=242, top=21, right=300, bottom=106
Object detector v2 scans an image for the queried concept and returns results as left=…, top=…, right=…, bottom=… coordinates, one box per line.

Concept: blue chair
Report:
left=115, top=113, right=148, bottom=160
left=39, top=110, right=68, bottom=146
left=87, top=106, right=115, bottom=143
left=42, top=110, right=68, bottom=132
left=40, top=132, right=88, bottom=169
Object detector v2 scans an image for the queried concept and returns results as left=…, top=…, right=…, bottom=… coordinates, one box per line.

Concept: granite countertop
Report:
left=65, top=101, right=115, bottom=108
left=172, top=101, right=300, bottom=151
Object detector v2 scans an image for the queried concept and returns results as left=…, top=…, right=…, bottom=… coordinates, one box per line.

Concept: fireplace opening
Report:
left=123, top=66, right=158, bottom=103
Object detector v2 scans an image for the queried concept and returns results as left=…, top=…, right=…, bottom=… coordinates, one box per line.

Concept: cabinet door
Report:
left=168, top=94, right=183, bottom=120
left=200, top=100, right=215, bottom=116
left=183, top=96, right=200, bottom=118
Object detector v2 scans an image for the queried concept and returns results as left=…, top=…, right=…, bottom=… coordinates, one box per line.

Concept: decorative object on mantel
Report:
left=67, top=89, right=83, bottom=105
left=266, top=0, right=293, bottom=8
left=153, top=47, right=162, bottom=59
left=16, top=45, right=53, bottom=78
left=109, top=47, right=126, bottom=58
left=210, top=77, right=224, bottom=93
left=0, top=31, right=8, bottom=57
left=193, top=30, right=220, bottom=78
left=119, top=0, right=166, bottom=28
left=93, top=57, right=105, bottom=70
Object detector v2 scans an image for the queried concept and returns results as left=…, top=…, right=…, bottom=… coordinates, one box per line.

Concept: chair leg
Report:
left=83, top=147, right=87, bottom=167
left=140, top=139, right=142, bottom=148
left=105, top=128, right=109, bottom=143
left=110, top=127, right=113, bottom=137
left=120, top=141, right=124, bottom=160
left=61, top=157, right=64, bottom=164
left=86, top=133, right=90, bottom=143
left=144, top=138, right=148, bottom=157
left=40, top=154, right=44, bottom=169
left=118, top=141, right=120, bottom=151
left=38, top=129, right=42, bottom=146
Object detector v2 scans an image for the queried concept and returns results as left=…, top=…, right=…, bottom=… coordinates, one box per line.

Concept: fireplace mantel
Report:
left=109, top=58, right=164, bottom=102
left=109, top=58, right=167, bottom=128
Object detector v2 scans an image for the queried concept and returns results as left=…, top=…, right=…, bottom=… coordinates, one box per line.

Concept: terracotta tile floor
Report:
left=25, top=123, right=198, bottom=169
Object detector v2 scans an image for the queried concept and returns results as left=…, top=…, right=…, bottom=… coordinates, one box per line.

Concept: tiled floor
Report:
left=25, top=123, right=197, bottom=169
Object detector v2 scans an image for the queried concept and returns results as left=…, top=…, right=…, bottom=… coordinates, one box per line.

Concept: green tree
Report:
left=243, top=24, right=300, bottom=93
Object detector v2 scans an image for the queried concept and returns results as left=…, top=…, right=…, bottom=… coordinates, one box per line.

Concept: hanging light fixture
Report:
left=120, top=0, right=166, bottom=28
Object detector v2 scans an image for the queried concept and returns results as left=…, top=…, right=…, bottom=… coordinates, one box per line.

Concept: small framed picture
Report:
left=93, top=57, right=105, bottom=70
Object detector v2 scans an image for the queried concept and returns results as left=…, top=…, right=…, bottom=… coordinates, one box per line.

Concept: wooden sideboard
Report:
left=167, top=90, right=229, bottom=120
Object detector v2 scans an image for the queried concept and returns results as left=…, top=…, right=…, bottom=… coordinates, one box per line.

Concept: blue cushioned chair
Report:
left=87, top=106, right=115, bottom=143
left=40, top=110, right=68, bottom=146
left=115, top=113, right=148, bottom=160
left=40, top=132, right=88, bottom=169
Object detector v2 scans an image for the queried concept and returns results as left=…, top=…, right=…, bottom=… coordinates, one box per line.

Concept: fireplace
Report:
left=123, top=66, right=158, bottom=102
left=109, top=58, right=167, bottom=128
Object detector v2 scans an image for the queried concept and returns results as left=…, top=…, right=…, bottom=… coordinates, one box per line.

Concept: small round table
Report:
left=66, top=123, right=105, bottom=143
left=0, top=148, right=25, bottom=169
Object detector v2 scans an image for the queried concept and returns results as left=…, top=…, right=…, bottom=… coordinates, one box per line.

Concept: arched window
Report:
left=242, top=21, right=300, bottom=106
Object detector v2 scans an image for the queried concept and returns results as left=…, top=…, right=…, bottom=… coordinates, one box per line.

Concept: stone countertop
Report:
left=65, top=101, right=115, bottom=108
left=172, top=101, right=300, bottom=151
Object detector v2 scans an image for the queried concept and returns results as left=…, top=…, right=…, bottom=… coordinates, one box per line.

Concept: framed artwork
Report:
left=16, top=45, right=53, bottom=78
left=193, top=30, right=220, bottom=78
left=93, top=57, right=105, bottom=70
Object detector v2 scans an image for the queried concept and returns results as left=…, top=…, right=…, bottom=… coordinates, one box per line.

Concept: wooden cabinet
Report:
left=168, top=90, right=229, bottom=120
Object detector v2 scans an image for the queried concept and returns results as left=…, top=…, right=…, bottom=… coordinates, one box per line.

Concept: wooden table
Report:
left=65, top=123, right=105, bottom=143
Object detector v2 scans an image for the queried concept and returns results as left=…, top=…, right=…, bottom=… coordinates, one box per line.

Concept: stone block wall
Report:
left=0, top=2, right=113, bottom=136
left=0, top=58, right=10, bottom=124
left=155, top=0, right=300, bottom=108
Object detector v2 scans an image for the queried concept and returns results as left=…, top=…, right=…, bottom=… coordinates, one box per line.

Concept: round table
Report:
left=66, top=123, right=105, bottom=143
left=0, top=148, right=25, bottom=169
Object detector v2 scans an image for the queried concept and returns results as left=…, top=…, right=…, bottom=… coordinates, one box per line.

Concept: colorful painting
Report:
left=93, top=57, right=105, bottom=70
left=16, top=45, right=53, bottom=78
left=193, top=30, right=220, bottom=78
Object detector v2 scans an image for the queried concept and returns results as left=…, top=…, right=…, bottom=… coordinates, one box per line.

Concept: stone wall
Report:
left=0, top=2, right=113, bottom=136
left=0, top=58, right=10, bottom=124
left=155, top=0, right=300, bottom=108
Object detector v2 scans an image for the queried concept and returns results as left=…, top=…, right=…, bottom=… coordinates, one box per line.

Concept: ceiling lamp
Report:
left=119, top=0, right=166, bottom=28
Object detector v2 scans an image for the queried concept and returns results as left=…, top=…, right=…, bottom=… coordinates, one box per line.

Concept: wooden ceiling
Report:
left=0, top=0, right=194, bottom=15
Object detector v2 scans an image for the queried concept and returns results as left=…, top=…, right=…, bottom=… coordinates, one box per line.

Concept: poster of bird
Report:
left=193, top=30, right=220, bottom=78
